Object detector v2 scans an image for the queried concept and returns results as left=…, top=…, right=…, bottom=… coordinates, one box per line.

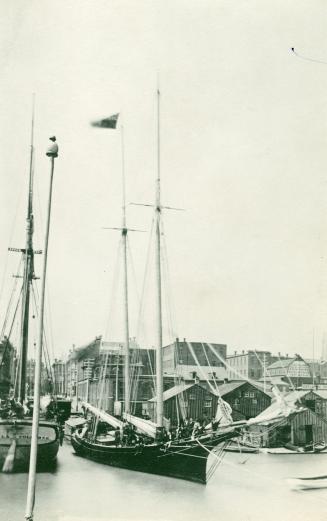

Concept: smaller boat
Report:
left=224, top=441, right=258, bottom=453
left=64, top=417, right=86, bottom=440
left=261, top=447, right=304, bottom=454
left=287, top=475, right=327, bottom=490
left=261, top=442, right=327, bottom=454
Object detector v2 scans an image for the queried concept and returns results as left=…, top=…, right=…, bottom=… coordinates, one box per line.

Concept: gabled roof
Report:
left=149, top=383, right=207, bottom=402
left=213, top=380, right=272, bottom=397
left=215, top=381, right=245, bottom=396
left=287, top=389, right=327, bottom=401
left=250, top=380, right=274, bottom=396
left=267, top=359, right=295, bottom=369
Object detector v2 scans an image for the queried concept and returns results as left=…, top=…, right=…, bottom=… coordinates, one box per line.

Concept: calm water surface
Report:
left=1, top=441, right=327, bottom=521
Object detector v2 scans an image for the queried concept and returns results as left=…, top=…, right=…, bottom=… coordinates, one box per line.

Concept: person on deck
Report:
left=114, top=427, right=121, bottom=447
left=211, top=418, right=220, bottom=432
left=10, top=398, right=25, bottom=419
left=192, top=419, right=201, bottom=439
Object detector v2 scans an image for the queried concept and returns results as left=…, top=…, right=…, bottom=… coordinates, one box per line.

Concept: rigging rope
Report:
left=1, top=257, right=23, bottom=340
left=0, top=285, right=23, bottom=369
left=0, top=178, right=26, bottom=318
left=31, top=282, right=55, bottom=393
left=206, top=342, right=269, bottom=390
left=186, top=341, right=217, bottom=395
left=135, top=217, right=156, bottom=399
left=103, top=237, right=123, bottom=342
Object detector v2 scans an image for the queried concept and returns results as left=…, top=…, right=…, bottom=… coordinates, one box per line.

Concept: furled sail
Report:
left=123, top=413, right=157, bottom=438
left=82, top=402, right=123, bottom=429
left=215, top=398, right=233, bottom=426
left=247, top=390, right=305, bottom=426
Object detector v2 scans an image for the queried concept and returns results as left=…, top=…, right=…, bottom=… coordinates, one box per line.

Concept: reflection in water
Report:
left=1, top=441, right=327, bottom=521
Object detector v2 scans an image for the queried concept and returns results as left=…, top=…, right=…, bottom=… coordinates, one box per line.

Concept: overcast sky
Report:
left=1, top=1, right=327, bottom=360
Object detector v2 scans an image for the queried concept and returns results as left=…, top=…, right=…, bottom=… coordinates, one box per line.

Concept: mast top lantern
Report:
left=46, top=136, right=58, bottom=158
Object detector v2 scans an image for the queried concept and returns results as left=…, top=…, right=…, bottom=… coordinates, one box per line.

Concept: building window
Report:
left=252, top=399, right=257, bottom=405
left=204, top=400, right=212, bottom=408
left=244, top=392, right=249, bottom=398
left=305, top=400, right=316, bottom=412
left=189, top=393, right=195, bottom=400
left=249, top=392, right=255, bottom=398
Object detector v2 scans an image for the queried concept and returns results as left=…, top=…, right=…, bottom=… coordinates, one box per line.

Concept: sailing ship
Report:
left=0, top=112, right=60, bottom=473
left=71, top=96, right=241, bottom=484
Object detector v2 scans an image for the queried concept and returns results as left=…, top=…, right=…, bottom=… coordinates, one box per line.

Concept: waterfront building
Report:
left=52, top=359, right=66, bottom=396
left=303, top=359, right=327, bottom=384
left=284, top=389, right=327, bottom=421
left=226, top=349, right=273, bottom=381
left=266, top=355, right=313, bottom=388
left=249, top=392, right=327, bottom=448
left=148, top=382, right=218, bottom=427
left=70, top=336, right=155, bottom=416
left=216, top=381, right=272, bottom=420
left=67, top=336, right=230, bottom=419
left=25, top=359, right=51, bottom=395
left=163, top=338, right=227, bottom=382
left=65, top=347, right=78, bottom=397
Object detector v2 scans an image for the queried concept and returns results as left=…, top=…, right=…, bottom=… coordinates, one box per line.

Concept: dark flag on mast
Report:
left=91, top=114, right=119, bottom=129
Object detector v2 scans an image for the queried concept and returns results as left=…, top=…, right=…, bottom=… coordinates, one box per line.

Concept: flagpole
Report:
left=91, top=113, right=130, bottom=413
left=25, top=138, right=58, bottom=521
left=120, top=121, right=130, bottom=414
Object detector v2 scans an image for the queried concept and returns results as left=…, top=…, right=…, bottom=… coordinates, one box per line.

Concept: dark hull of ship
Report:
left=0, top=418, right=60, bottom=472
left=71, top=429, right=237, bottom=484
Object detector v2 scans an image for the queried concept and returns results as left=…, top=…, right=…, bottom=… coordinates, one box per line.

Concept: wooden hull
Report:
left=0, top=418, right=60, bottom=472
left=261, top=446, right=327, bottom=454
left=71, top=429, right=237, bottom=484
left=224, top=442, right=258, bottom=453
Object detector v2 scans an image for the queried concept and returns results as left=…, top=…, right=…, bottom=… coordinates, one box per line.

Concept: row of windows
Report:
left=234, top=398, right=258, bottom=406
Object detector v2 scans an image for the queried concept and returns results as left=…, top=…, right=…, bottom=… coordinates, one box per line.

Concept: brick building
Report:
left=70, top=336, right=155, bottom=416
left=163, top=339, right=227, bottom=382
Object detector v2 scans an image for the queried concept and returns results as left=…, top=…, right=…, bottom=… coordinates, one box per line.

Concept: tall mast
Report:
left=18, top=97, right=36, bottom=403
left=25, top=137, right=58, bottom=521
left=121, top=124, right=130, bottom=414
left=155, top=88, right=163, bottom=427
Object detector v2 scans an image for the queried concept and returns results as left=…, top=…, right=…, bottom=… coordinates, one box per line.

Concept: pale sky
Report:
left=1, top=1, right=327, bottom=361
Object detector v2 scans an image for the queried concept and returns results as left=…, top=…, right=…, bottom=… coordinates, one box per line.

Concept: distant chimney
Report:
left=234, top=351, right=237, bottom=355
left=224, top=378, right=229, bottom=383
left=242, top=350, right=245, bottom=354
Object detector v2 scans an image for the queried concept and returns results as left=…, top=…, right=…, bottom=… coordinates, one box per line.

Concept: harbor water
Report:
left=1, top=441, right=327, bottom=521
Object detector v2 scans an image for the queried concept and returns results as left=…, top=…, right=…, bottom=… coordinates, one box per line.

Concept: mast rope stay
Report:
left=0, top=257, right=23, bottom=340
